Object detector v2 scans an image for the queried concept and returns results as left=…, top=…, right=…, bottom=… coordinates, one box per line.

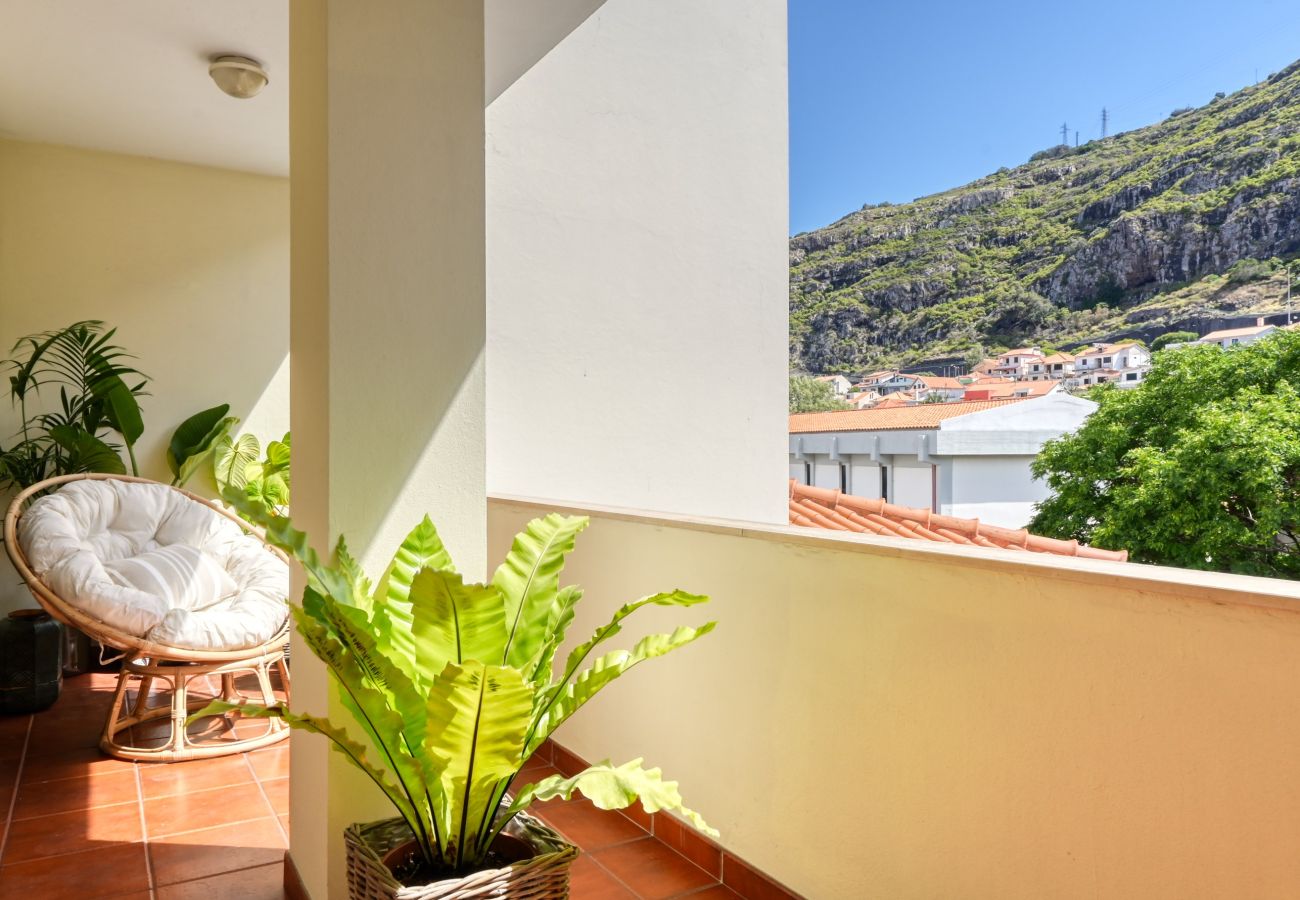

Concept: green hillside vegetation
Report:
left=791, top=61, right=1300, bottom=371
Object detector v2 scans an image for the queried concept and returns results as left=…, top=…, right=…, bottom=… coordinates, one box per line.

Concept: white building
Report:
left=1197, top=321, right=1279, bottom=349
left=1027, top=352, right=1076, bottom=381
left=990, top=348, right=1045, bottom=379
left=1067, top=341, right=1151, bottom=389
left=789, top=393, right=1097, bottom=528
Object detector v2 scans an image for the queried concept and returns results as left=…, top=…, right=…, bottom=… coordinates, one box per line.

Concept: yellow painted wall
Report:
left=0, top=139, right=289, bottom=609
left=489, top=497, right=1300, bottom=899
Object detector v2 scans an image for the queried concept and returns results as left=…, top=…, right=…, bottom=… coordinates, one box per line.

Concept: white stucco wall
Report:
left=849, top=460, right=884, bottom=499
left=946, top=455, right=1049, bottom=528
left=811, top=458, right=842, bottom=490
left=486, top=0, right=789, bottom=524
left=892, top=461, right=933, bottom=510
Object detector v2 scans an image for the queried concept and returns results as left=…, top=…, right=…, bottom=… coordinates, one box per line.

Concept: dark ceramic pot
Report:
left=0, top=609, right=63, bottom=713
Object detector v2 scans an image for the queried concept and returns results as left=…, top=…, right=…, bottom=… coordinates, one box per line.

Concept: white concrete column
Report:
left=289, top=2, right=485, bottom=897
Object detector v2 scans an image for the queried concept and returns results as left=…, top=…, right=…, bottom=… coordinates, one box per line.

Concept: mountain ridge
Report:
left=790, top=59, right=1300, bottom=372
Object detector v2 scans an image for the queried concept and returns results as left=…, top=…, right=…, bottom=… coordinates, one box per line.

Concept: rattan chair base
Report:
left=102, top=650, right=291, bottom=762
left=345, top=813, right=577, bottom=899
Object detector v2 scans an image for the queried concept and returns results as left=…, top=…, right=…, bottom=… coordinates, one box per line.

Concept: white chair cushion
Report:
left=18, top=479, right=289, bottom=652
left=104, top=544, right=239, bottom=610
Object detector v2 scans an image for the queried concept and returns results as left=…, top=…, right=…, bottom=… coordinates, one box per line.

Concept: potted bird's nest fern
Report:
left=197, top=498, right=716, bottom=899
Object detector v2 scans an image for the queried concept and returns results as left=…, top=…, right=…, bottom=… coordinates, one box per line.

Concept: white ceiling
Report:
left=0, top=1, right=608, bottom=178
left=0, top=0, right=288, bottom=176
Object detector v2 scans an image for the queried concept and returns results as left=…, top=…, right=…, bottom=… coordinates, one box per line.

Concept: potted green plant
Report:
left=198, top=499, right=716, bottom=899
left=0, top=321, right=149, bottom=490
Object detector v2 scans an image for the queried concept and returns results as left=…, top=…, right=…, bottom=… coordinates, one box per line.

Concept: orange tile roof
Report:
left=1041, top=352, right=1075, bottom=364
left=965, top=380, right=1059, bottom=399
left=871, top=394, right=913, bottom=409
left=789, top=482, right=1127, bottom=562
left=789, top=398, right=1025, bottom=433
left=916, top=376, right=966, bottom=389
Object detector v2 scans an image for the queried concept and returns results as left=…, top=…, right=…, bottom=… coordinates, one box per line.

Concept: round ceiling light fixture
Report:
left=209, top=55, right=268, bottom=99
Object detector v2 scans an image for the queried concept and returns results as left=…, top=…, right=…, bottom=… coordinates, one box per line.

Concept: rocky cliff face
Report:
left=791, top=61, right=1300, bottom=371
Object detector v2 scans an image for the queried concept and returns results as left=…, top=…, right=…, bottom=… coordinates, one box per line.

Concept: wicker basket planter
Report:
left=345, top=811, right=577, bottom=899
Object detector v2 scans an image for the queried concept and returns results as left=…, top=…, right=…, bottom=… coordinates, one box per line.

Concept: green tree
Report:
left=1030, top=331, right=1300, bottom=578
left=1151, top=330, right=1198, bottom=351
left=789, top=375, right=850, bottom=413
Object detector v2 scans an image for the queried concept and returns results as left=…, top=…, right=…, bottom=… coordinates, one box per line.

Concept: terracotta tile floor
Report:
left=0, top=671, right=738, bottom=899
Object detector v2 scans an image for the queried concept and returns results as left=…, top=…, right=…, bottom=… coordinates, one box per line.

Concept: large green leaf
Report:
left=214, top=433, right=260, bottom=493
left=529, top=585, right=582, bottom=687
left=425, top=662, right=534, bottom=867
left=264, top=433, right=291, bottom=476
left=48, top=425, right=126, bottom=474
left=492, top=514, right=588, bottom=670
left=532, top=621, right=715, bottom=752
left=373, top=517, right=456, bottom=670
left=245, top=462, right=290, bottom=510
left=167, top=404, right=236, bottom=485
left=507, top=758, right=717, bottom=838
left=97, top=375, right=144, bottom=445
left=544, top=590, right=709, bottom=700
left=410, top=568, right=508, bottom=678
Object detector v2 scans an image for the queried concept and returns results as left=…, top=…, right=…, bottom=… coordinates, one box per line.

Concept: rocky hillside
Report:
left=791, top=60, right=1300, bottom=372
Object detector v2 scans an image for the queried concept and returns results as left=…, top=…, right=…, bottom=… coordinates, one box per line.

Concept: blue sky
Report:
left=789, top=0, right=1300, bottom=234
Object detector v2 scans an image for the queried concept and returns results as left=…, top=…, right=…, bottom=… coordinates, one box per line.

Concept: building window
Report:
left=880, top=465, right=889, bottom=502
left=1125, top=372, right=1138, bottom=381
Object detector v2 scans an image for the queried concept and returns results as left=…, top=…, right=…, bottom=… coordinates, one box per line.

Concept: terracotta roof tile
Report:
left=963, top=381, right=1059, bottom=400
left=789, top=482, right=1127, bottom=562
left=871, top=394, right=913, bottom=409
left=916, top=376, right=966, bottom=389
left=789, top=398, right=1025, bottom=433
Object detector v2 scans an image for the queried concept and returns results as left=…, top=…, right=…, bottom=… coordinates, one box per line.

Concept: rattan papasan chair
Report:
left=4, top=472, right=291, bottom=761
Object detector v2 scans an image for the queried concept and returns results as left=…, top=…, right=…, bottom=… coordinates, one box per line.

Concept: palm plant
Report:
left=0, top=321, right=148, bottom=490
left=198, top=497, right=716, bottom=878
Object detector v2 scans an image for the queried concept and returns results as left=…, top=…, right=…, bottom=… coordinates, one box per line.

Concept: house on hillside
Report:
left=990, top=348, right=1045, bottom=379
left=869, top=371, right=925, bottom=396
left=914, top=375, right=967, bottom=402
left=847, top=390, right=881, bottom=409
left=788, top=392, right=1096, bottom=528
left=1197, top=320, right=1279, bottom=349
left=1069, top=341, right=1150, bottom=389
left=854, top=370, right=895, bottom=390
left=1028, top=352, right=1076, bottom=381
left=1073, top=341, right=1150, bottom=373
